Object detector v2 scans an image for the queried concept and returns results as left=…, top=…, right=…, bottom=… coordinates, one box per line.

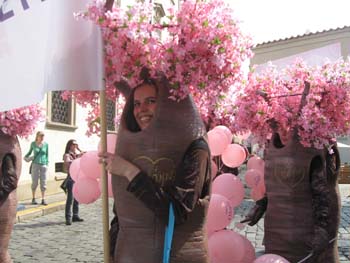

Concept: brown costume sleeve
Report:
left=241, top=195, right=267, bottom=226
left=109, top=203, right=119, bottom=257
left=310, top=155, right=330, bottom=254
left=127, top=138, right=210, bottom=224
left=0, top=155, right=18, bottom=201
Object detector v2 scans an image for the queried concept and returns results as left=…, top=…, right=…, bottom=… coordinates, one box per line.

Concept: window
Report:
left=46, top=91, right=77, bottom=130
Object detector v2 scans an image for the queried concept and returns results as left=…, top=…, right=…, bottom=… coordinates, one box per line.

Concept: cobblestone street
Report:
left=9, top=195, right=349, bottom=263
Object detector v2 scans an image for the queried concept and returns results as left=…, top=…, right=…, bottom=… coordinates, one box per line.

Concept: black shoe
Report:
left=31, top=198, right=38, bottom=205
left=72, top=216, right=84, bottom=222
left=41, top=199, right=48, bottom=206
left=65, top=219, right=72, bottom=225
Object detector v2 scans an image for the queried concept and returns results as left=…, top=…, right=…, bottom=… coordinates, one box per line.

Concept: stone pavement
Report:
left=16, top=192, right=66, bottom=223
left=9, top=185, right=350, bottom=262
left=10, top=197, right=113, bottom=263
left=228, top=196, right=350, bottom=262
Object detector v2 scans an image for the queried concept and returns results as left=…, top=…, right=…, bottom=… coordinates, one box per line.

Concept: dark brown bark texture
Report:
left=264, top=133, right=340, bottom=263
left=111, top=74, right=210, bottom=263
left=0, top=133, right=22, bottom=263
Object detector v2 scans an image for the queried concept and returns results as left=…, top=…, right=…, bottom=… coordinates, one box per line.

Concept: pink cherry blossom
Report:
left=63, top=0, right=253, bottom=135
left=234, top=58, right=350, bottom=149
left=0, top=104, right=44, bottom=138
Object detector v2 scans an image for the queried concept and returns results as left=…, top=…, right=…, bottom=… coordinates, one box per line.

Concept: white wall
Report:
left=18, top=95, right=101, bottom=187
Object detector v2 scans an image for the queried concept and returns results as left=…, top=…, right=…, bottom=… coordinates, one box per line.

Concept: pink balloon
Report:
left=207, top=129, right=229, bottom=156
left=98, top=173, right=114, bottom=198
left=73, top=177, right=101, bottom=204
left=241, top=234, right=256, bottom=263
left=253, top=254, right=290, bottom=263
left=208, top=230, right=245, bottom=263
left=221, top=143, right=247, bottom=168
left=98, top=133, right=117, bottom=154
left=245, top=169, right=263, bottom=188
left=211, top=160, right=218, bottom=180
left=69, top=158, right=81, bottom=182
left=247, top=156, right=265, bottom=172
left=212, top=173, right=244, bottom=207
left=80, top=151, right=102, bottom=180
left=213, top=125, right=233, bottom=145
left=251, top=187, right=265, bottom=201
left=206, top=194, right=234, bottom=234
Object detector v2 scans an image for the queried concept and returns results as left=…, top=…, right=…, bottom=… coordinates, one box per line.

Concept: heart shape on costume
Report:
left=133, top=156, right=176, bottom=186
left=272, top=158, right=307, bottom=189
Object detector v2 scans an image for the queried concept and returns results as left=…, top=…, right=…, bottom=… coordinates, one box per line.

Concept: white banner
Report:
left=0, top=0, right=104, bottom=111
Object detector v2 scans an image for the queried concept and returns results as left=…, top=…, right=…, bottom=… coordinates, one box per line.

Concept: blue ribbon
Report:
left=163, top=203, right=175, bottom=263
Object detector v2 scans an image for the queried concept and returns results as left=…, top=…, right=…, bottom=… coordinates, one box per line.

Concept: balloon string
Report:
left=297, top=237, right=336, bottom=263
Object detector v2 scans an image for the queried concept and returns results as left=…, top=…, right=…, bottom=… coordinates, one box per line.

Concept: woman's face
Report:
left=133, top=84, right=157, bottom=130
left=70, top=143, right=78, bottom=152
left=37, top=135, right=44, bottom=143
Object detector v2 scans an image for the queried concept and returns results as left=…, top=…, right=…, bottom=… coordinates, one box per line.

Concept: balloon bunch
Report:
left=207, top=125, right=248, bottom=174
left=206, top=126, right=288, bottom=262
left=206, top=125, right=256, bottom=263
left=207, top=173, right=257, bottom=263
left=69, top=134, right=117, bottom=204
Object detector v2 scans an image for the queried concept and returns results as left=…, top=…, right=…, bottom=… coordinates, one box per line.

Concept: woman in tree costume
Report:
left=242, top=132, right=340, bottom=262
left=102, top=72, right=211, bottom=263
left=0, top=133, right=22, bottom=263
left=241, top=83, right=341, bottom=262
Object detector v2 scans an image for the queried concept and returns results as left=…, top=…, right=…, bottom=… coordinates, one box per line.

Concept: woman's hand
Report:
left=77, top=151, right=86, bottom=158
left=98, top=152, right=140, bottom=181
left=24, top=156, right=33, bottom=162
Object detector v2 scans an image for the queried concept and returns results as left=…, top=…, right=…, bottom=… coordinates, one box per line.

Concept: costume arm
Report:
left=240, top=195, right=267, bottom=226
left=109, top=204, right=119, bottom=257
left=0, top=155, right=18, bottom=201
left=310, top=155, right=330, bottom=255
left=127, top=138, right=210, bottom=224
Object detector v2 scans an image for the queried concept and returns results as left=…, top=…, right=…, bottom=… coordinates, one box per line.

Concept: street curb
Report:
left=16, top=201, right=65, bottom=223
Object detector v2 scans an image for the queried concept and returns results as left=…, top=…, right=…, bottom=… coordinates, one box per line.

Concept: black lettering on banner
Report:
left=0, top=0, right=48, bottom=23
left=0, top=0, right=14, bottom=22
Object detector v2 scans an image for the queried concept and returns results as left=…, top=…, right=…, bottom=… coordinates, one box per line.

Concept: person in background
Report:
left=63, top=139, right=85, bottom=225
left=24, top=131, right=49, bottom=205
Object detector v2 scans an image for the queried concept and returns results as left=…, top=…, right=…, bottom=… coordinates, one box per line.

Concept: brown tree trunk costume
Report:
left=111, top=74, right=210, bottom=262
left=264, top=134, right=340, bottom=263
left=0, top=133, right=22, bottom=263
left=243, top=82, right=341, bottom=262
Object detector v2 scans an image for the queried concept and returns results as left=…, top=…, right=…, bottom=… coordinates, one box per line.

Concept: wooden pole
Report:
left=100, top=86, right=110, bottom=263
